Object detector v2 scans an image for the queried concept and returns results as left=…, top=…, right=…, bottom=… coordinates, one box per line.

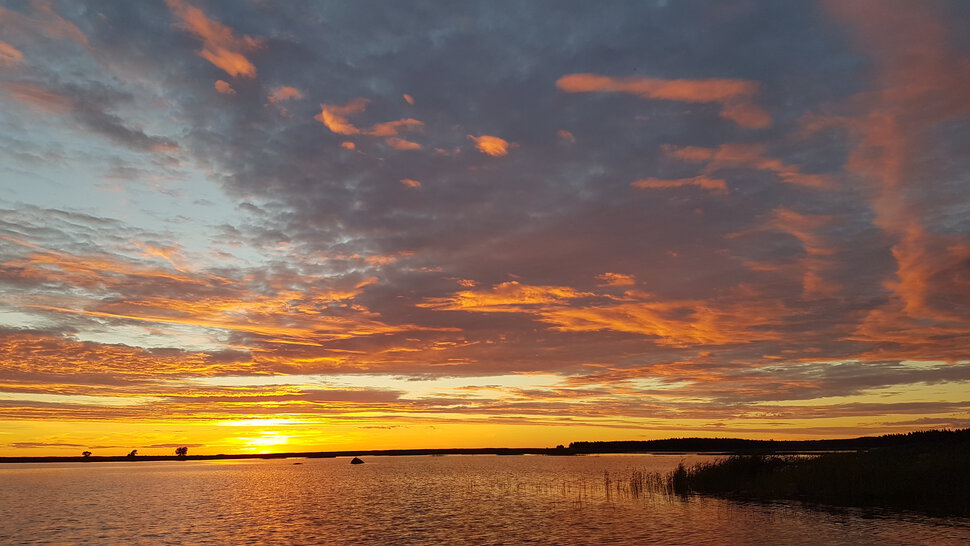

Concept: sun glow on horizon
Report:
left=234, top=432, right=292, bottom=451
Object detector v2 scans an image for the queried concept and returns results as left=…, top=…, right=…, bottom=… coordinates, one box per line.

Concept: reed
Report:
left=600, top=468, right=675, bottom=500
left=665, top=442, right=970, bottom=516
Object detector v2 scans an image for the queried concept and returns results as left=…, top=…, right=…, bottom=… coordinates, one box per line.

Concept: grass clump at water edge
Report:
left=662, top=443, right=970, bottom=516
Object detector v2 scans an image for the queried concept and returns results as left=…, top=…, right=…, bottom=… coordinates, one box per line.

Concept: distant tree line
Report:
left=567, top=428, right=970, bottom=454
left=80, top=447, right=189, bottom=458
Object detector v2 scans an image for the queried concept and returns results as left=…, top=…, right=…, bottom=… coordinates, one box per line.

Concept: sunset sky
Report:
left=1, top=0, right=969, bottom=456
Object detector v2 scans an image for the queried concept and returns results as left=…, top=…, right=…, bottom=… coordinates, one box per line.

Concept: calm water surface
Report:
left=1, top=454, right=968, bottom=544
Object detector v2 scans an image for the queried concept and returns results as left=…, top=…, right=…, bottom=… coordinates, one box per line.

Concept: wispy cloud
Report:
left=267, top=86, right=302, bottom=103
left=0, top=41, right=23, bottom=66
left=822, top=0, right=970, bottom=355
left=1, top=82, right=72, bottom=114
left=0, top=2, right=89, bottom=47
left=632, top=176, right=727, bottom=192
left=596, top=273, right=635, bottom=287
left=468, top=135, right=512, bottom=157
left=0, top=81, right=178, bottom=152
left=214, top=79, right=236, bottom=94
left=165, top=0, right=260, bottom=77
left=315, top=98, right=424, bottom=149
left=557, top=73, right=771, bottom=128
left=315, top=98, right=369, bottom=135
left=663, top=143, right=832, bottom=188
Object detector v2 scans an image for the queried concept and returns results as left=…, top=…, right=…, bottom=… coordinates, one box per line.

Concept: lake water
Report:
left=1, top=454, right=968, bottom=544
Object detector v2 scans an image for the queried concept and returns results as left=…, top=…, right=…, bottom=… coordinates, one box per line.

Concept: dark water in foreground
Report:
left=1, top=455, right=968, bottom=544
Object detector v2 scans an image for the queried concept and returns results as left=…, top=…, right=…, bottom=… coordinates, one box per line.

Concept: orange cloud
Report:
left=557, top=73, right=771, bottom=128
left=1, top=82, right=72, bottom=114
left=557, top=73, right=756, bottom=101
left=541, top=293, right=785, bottom=347
left=165, top=0, right=260, bottom=78
left=0, top=41, right=23, bottom=66
left=719, top=101, right=772, bottom=130
left=403, top=93, right=414, bottom=105
left=421, top=281, right=592, bottom=312
left=268, top=86, right=302, bottom=103
left=468, top=135, right=512, bottom=157
left=768, top=208, right=835, bottom=258
left=315, top=98, right=369, bottom=135
left=733, top=208, right=841, bottom=296
left=423, top=280, right=788, bottom=348
left=848, top=304, right=970, bottom=364
left=400, top=178, right=422, bottom=188
left=824, top=0, right=970, bottom=329
left=367, top=118, right=423, bottom=137
left=0, top=3, right=89, bottom=47
left=367, top=119, right=424, bottom=149
left=315, top=100, right=424, bottom=149
left=340, top=141, right=356, bottom=150
left=0, top=329, right=250, bottom=381
left=596, top=273, right=636, bottom=287
left=1, top=237, right=427, bottom=349
left=665, top=145, right=716, bottom=162
left=631, top=176, right=727, bottom=193
left=214, top=79, right=235, bottom=94
left=386, top=137, right=421, bottom=151
left=663, top=143, right=831, bottom=189
left=556, top=129, right=576, bottom=143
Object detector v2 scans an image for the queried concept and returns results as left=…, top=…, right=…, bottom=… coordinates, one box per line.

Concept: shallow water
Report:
left=1, top=454, right=968, bottom=544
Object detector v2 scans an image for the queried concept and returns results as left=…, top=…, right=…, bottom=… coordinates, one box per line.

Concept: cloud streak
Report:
left=0, top=41, right=23, bottom=66
left=165, top=0, right=260, bottom=78
left=557, top=73, right=771, bottom=128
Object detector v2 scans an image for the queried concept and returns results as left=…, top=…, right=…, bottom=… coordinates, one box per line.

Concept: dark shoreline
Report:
left=0, top=447, right=569, bottom=464
left=0, top=448, right=856, bottom=464
left=0, top=447, right=781, bottom=464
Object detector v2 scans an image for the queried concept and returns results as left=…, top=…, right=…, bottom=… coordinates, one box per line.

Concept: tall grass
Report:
left=664, top=444, right=970, bottom=516
left=601, top=468, right=677, bottom=500
left=592, top=429, right=970, bottom=515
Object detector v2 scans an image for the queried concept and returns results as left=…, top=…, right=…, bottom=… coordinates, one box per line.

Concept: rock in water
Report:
left=350, top=457, right=364, bottom=465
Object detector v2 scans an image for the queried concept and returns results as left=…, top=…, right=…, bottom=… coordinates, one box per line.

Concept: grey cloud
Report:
left=9, top=442, right=86, bottom=448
